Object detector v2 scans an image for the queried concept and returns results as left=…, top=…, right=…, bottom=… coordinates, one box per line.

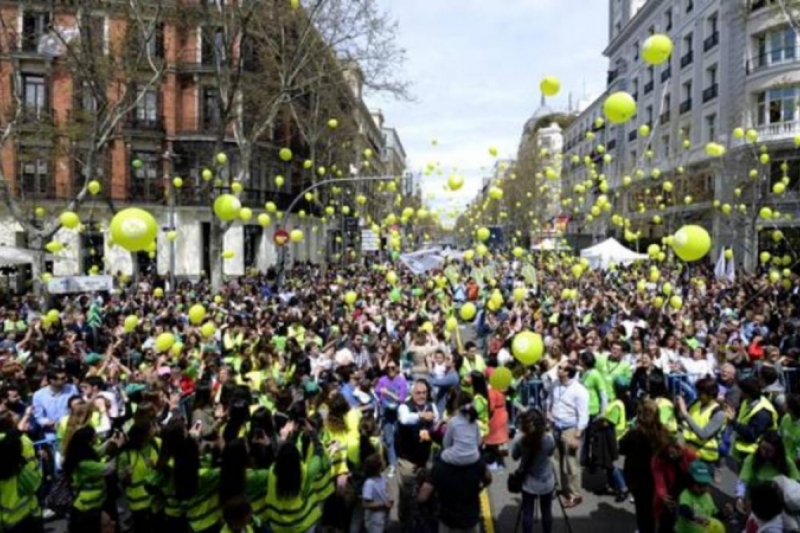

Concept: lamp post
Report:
left=276, top=174, right=402, bottom=289
left=162, top=149, right=176, bottom=293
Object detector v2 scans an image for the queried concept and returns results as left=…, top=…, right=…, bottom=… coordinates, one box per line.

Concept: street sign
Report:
left=47, top=275, right=114, bottom=294
left=361, top=230, right=380, bottom=252
left=344, top=217, right=359, bottom=234
left=273, top=228, right=289, bottom=246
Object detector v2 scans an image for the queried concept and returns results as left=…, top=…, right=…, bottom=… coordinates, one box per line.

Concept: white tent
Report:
left=0, top=246, right=58, bottom=267
left=580, top=238, right=648, bottom=269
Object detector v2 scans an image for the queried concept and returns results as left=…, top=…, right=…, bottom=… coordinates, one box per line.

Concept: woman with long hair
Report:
left=466, top=370, right=490, bottom=439
left=58, top=397, right=93, bottom=456
left=218, top=438, right=270, bottom=522
left=64, top=426, right=124, bottom=533
left=512, top=409, right=556, bottom=533
left=736, top=430, right=800, bottom=514
left=619, top=399, right=665, bottom=533
left=0, top=428, right=42, bottom=533
left=117, top=420, right=159, bottom=533
left=265, top=441, right=327, bottom=533
left=320, top=393, right=361, bottom=531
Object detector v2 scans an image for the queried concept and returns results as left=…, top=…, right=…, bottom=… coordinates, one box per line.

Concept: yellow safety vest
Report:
left=185, top=469, right=221, bottom=533
left=119, top=442, right=160, bottom=512
left=605, top=399, right=627, bottom=440
left=682, top=402, right=723, bottom=462
left=264, top=464, right=321, bottom=533
left=459, top=355, right=487, bottom=378
left=656, top=398, right=678, bottom=434
left=0, top=435, right=41, bottom=529
left=735, top=397, right=778, bottom=456
left=72, top=461, right=107, bottom=512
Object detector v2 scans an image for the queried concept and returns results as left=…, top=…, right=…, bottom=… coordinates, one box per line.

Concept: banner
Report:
left=47, top=275, right=114, bottom=294
left=399, top=248, right=447, bottom=275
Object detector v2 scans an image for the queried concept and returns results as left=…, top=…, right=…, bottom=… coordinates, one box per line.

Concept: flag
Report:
left=87, top=301, right=102, bottom=329
left=726, top=254, right=736, bottom=282
left=714, top=249, right=726, bottom=281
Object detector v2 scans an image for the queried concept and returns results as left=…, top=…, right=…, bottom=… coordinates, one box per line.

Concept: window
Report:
left=757, top=87, right=800, bottom=125
left=665, top=8, right=673, bottom=32
left=682, top=33, right=694, bottom=63
left=708, top=14, right=719, bottom=35
left=22, top=75, right=47, bottom=119
left=686, top=0, right=694, bottom=13
left=18, top=154, right=49, bottom=197
left=645, top=104, right=653, bottom=125
left=630, top=150, right=637, bottom=165
left=202, top=87, right=221, bottom=130
left=201, top=27, right=225, bottom=65
left=632, top=78, right=639, bottom=99
left=682, top=126, right=692, bottom=144
left=79, top=81, right=97, bottom=113
left=633, top=41, right=639, bottom=61
left=756, top=27, right=797, bottom=68
left=682, top=80, right=693, bottom=101
left=21, top=11, right=50, bottom=52
left=648, top=25, right=656, bottom=36
left=132, top=153, right=159, bottom=181
left=243, top=225, right=263, bottom=269
left=134, top=88, right=159, bottom=127
left=130, top=152, right=163, bottom=202
left=705, top=113, right=717, bottom=141
left=706, top=64, right=718, bottom=86
left=80, top=222, right=104, bottom=275
left=663, top=93, right=672, bottom=114
left=662, top=135, right=670, bottom=157
left=147, top=23, right=164, bottom=59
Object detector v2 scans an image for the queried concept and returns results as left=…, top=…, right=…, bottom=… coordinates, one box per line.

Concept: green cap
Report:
left=688, top=460, right=712, bottom=485
left=85, top=352, right=103, bottom=365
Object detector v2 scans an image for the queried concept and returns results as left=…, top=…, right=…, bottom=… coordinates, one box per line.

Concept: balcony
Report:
left=660, top=110, right=671, bottom=124
left=125, top=115, right=164, bottom=132
left=703, top=32, right=719, bottom=52
left=629, top=130, right=637, bottom=141
left=702, top=84, right=718, bottom=103
left=680, top=99, right=692, bottom=114
left=129, top=179, right=165, bottom=204
left=754, top=121, right=800, bottom=143
left=18, top=106, right=54, bottom=127
left=680, top=51, right=694, bottom=68
left=661, top=66, right=672, bottom=82
left=747, top=48, right=800, bottom=74
left=607, top=139, right=617, bottom=151
left=644, top=80, right=654, bottom=94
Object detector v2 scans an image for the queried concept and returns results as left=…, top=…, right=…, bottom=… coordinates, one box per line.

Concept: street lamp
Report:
left=162, top=149, right=176, bottom=293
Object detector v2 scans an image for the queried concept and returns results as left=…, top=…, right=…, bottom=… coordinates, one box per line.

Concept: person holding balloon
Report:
left=484, top=367, right=510, bottom=471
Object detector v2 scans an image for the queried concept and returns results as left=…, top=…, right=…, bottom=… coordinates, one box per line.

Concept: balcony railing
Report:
left=644, top=80, right=654, bottom=94
left=704, top=31, right=719, bottom=52
left=747, top=48, right=800, bottom=74
left=680, top=99, right=692, bottom=114
left=19, top=106, right=54, bottom=126
left=680, top=50, right=694, bottom=68
left=660, top=110, right=671, bottom=124
left=702, top=84, right=718, bottom=103
left=126, top=114, right=164, bottom=131
left=754, top=121, right=800, bottom=143
left=661, top=66, right=672, bottom=82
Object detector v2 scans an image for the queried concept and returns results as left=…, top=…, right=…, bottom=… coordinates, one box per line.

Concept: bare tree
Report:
left=182, top=0, right=407, bottom=290
left=0, top=0, right=168, bottom=292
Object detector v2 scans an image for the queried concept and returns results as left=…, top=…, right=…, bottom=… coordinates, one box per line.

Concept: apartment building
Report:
left=561, top=0, right=800, bottom=268
left=0, top=1, right=400, bottom=278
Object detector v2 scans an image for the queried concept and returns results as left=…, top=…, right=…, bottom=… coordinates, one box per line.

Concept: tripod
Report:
left=513, top=475, right=574, bottom=533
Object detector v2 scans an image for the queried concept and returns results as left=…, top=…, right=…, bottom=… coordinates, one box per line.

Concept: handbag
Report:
left=507, top=449, right=534, bottom=494
left=44, top=473, right=75, bottom=517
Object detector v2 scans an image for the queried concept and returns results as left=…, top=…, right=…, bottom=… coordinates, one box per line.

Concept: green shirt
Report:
left=780, top=414, right=800, bottom=461
left=740, top=451, right=800, bottom=487
left=582, top=369, right=606, bottom=416
left=676, top=489, right=717, bottom=533
left=596, top=355, right=632, bottom=400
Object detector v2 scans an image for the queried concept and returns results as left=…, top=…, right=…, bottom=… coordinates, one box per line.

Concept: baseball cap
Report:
left=688, top=460, right=712, bottom=485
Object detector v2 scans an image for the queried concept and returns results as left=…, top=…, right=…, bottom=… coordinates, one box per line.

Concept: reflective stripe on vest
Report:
left=0, top=481, right=34, bottom=528
left=735, top=397, right=778, bottom=455
left=264, top=465, right=321, bottom=533
left=656, top=398, right=678, bottom=434
left=74, top=480, right=105, bottom=512
left=682, top=402, right=722, bottom=462
left=185, top=469, right=220, bottom=532
left=605, top=399, right=627, bottom=440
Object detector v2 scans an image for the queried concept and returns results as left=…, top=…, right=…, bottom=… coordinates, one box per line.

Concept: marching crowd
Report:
left=0, top=256, right=799, bottom=533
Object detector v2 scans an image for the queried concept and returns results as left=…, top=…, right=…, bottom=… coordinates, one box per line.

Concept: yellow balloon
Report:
left=154, top=287, right=164, bottom=298
left=200, top=322, right=216, bottom=338
left=603, top=91, right=637, bottom=124
left=459, top=303, right=477, bottom=321
left=88, top=180, right=101, bottom=195
left=344, top=291, right=357, bottom=305
left=60, top=211, right=80, bottom=229
left=671, top=225, right=711, bottom=262
left=188, top=304, right=206, bottom=325
left=290, top=229, right=303, bottom=242
left=540, top=76, right=560, bottom=96
left=489, top=367, right=513, bottom=392
left=124, top=315, right=139, bottom=332
left=213, top=194, right=242, bottom=221
left=642, top=34, right=673, bottom=65
left=154, top=332, right=176, bottom=353
left=512, top=331, right=544, bottom=366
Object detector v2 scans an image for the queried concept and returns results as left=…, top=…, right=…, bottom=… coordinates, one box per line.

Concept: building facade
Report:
left=0, top=1, right=403, bottom=280
left=561, top=0, right=800, bottom=269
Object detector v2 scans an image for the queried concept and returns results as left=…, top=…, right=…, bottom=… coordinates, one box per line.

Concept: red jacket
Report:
left=484, top=388, right=509, bottom=446
left=651, top=447, right=698, bottom=519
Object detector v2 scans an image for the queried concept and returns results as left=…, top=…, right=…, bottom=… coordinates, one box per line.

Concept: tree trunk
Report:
left=29, top=232, right=44, bottom=297
left=210, top=220, right=225, bottom=293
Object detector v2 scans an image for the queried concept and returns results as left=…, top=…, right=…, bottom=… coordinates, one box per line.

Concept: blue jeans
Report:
left=382, top=421, right=397, bottom=467
left=606, top=466, right=627, bottom=492
left=521, top=491, right=553, bottom=533
left=667, top=375, right=697, bottom=405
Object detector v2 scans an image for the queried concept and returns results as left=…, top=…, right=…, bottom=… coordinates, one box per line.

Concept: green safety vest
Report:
left=185, top=468, right=221, bottom=533
left=605, top=399, right=627, bottom=440
left=656, top=398, right=678, bottom=434
left=735, top=397, right=778, bottom=456
left=682, top=402, right=723, bottom=462
left=0, top=436, right=41, bottom=529
left=72, top=460, right=107, bottom=512
left=459, top=355, right=486, bottom=378
left=118, top=442, right=160, bottom=511
left=780, top=414, right=800, bottom=461
left=264, top=464, right=321, bottom=533
left=243, top=469, right=270, bottom=523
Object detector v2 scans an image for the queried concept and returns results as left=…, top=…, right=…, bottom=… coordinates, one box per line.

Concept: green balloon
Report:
left=390, top=288, right=401, bottom=302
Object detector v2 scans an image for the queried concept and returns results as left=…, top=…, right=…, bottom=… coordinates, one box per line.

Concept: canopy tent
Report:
left=531, top=238, right=571, bottom=251
left=580, top=238, right=648, bottom=269
left=0, top=246, right=59, bottom=267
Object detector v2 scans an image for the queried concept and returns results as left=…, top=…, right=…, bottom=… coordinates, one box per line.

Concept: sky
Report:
left=368, top=0, right=610, bottom=223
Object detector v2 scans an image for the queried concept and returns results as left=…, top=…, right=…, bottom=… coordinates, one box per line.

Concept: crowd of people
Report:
left=0, top=255, right=798, bottom=533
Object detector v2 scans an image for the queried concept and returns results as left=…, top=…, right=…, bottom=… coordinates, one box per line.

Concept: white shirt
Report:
left=548, top=379, right=590, bottom=431
left=398, top=401, right=440, bottom=426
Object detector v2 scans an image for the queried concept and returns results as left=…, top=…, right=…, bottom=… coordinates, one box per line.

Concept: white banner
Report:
left=361, top=230, right=380, bottom=252
left=399, top=248, right=447, bottom=275
left=47, top=275, right=114, bottom=294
